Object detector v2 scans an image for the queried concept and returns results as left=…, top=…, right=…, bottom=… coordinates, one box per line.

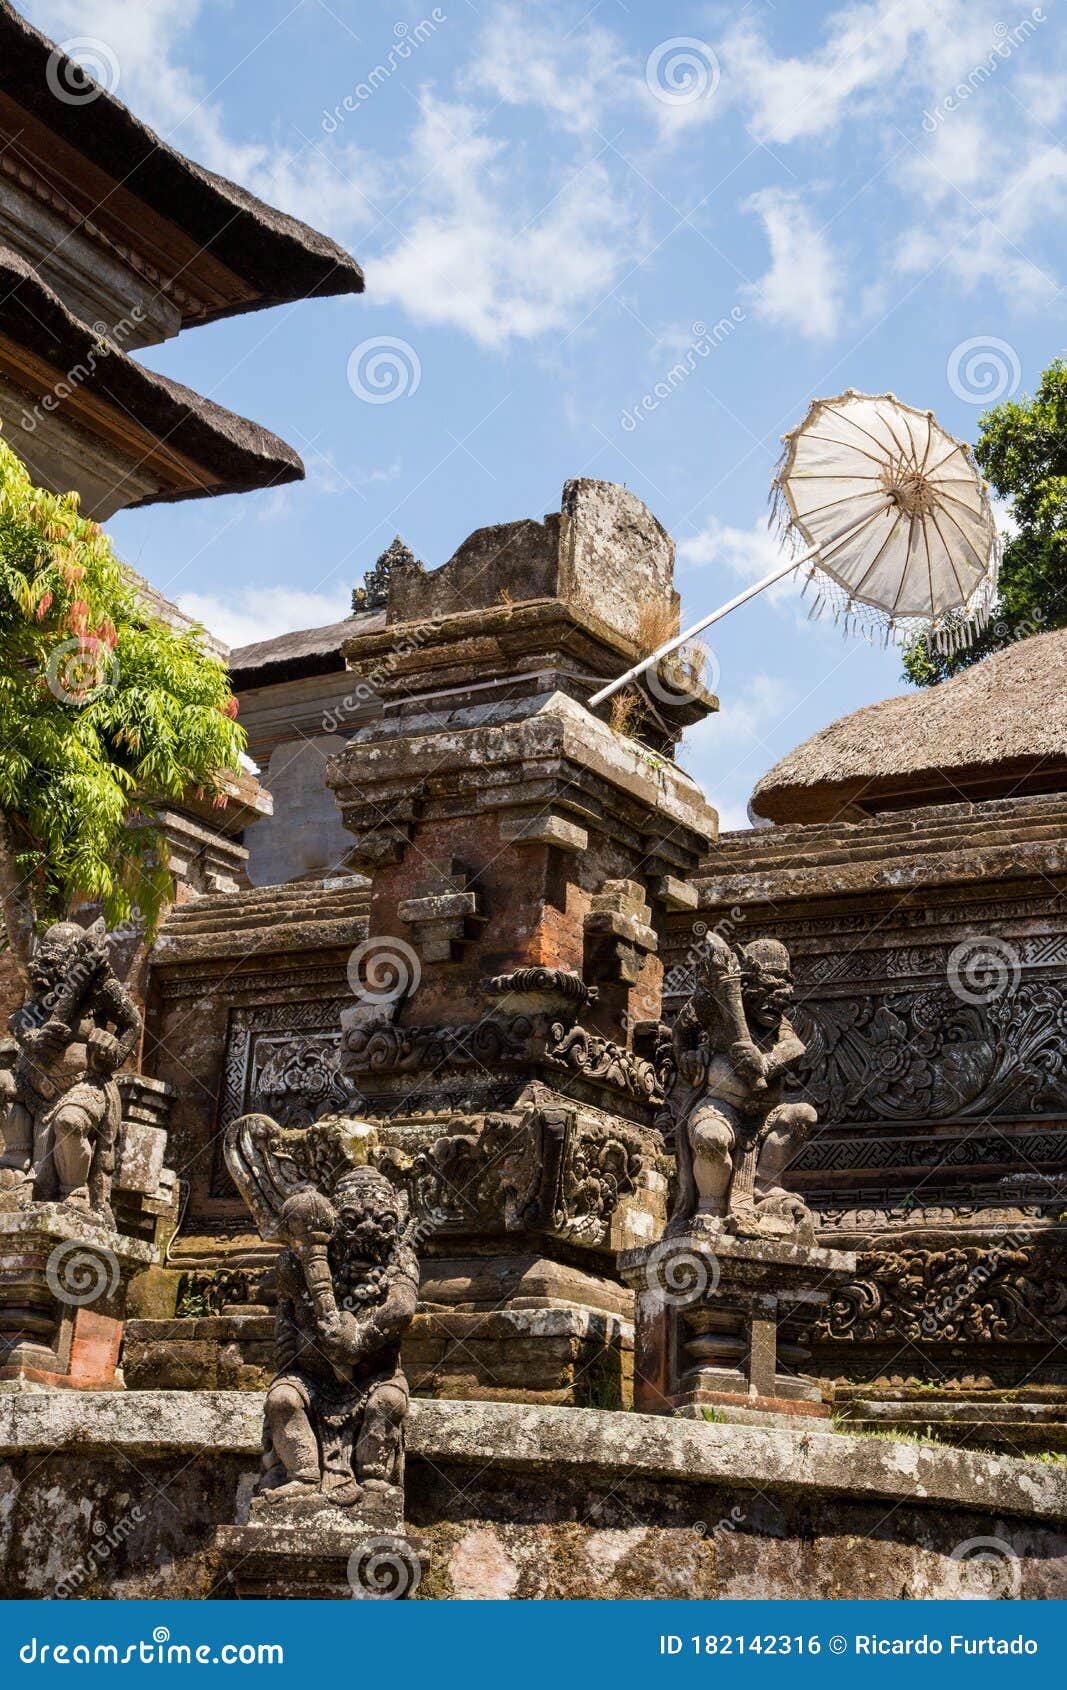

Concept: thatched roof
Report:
left=0, top=248, right=303, bottom=505
left=0, top=0, right=363, bottom=324
left=751, top=625, right=1067, bottom=823
left=230, top=613, right=384, bottom=688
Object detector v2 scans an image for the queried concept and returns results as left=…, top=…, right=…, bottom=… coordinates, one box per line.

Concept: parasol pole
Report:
left=589, top=498, right=896, bottom=708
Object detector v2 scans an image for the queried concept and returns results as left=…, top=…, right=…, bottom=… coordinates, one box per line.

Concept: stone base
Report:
left=215, top=1492, right=426, bottom=1599
left=409, top=1300, right=633, bottom=1407
left=675, top=1398, right=832, bottom=1429
left=620, top=1231, right=855, bottom=1419
left=0, top=1204, right=155, bottom=1389
left=3, top=1393, right=1065, bottom=1599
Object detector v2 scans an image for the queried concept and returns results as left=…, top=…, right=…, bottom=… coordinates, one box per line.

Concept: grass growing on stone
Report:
left=833, top=1420, right=1067, bottom=1463
left=831, top=1420, right=955, bottom=1450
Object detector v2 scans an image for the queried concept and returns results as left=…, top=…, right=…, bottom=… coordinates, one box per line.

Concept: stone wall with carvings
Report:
left=664, top=791, right=1067, bottom=1389
left=144, top=876, right=372, bottom=1225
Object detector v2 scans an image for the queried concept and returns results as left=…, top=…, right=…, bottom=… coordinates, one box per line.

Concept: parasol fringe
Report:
left=801, top=555, right=1002, bottom=656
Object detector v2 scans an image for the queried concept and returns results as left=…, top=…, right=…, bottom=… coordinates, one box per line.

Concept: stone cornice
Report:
left=2, top=1393, right=1062, bottom=1523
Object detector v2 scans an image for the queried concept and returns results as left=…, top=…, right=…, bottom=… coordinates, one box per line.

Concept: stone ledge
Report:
left=1, top=1391, right=1062, bottom=1525
left=0, top=1204, right=157, bottom=1265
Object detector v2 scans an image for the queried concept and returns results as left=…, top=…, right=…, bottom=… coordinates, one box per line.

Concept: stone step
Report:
left=710, top=806, right=1067, bottom=863
left=708, top=793, right=1067, bottom=867
left=162, top=882, right=369, bottom=937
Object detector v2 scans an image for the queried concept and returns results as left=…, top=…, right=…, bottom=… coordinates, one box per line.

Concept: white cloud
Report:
left=27, top=0, right=639, bottom=349
left=368, top=94, right=636, bottom=347
left=895, top=141, right=1067, bottom=305
left=720, top=0, right=1066, bottom=308
left=716, top=673, right=797, bottom=744
left=677, top=512, right=810, bottom=621
left=24, top=0, right=385, bottom=239
left=742, top=189, right=842, bottom=339
left=1014, top=64, right=1067, bottom=126
left=466, top=4, right=629, bottom=134
left=679, top=513, right=781, bottom=577
left=174, top=585, right=351, bottom=651
left=677, top=511, right=867, bottom=643
left=723, top=0, right=1008, bottom=147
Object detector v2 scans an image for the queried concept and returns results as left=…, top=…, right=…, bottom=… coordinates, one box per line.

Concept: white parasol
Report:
left=590, top=390, right=1000, bottom=709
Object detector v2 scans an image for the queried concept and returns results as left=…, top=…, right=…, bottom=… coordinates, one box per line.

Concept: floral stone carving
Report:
left=813, top=1243, right=1067, bottom=1349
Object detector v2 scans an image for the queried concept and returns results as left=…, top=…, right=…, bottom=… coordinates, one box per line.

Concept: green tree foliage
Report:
left=0, top=431, right=244, bottom=956
left=903, top=359, right=1067, bottom=685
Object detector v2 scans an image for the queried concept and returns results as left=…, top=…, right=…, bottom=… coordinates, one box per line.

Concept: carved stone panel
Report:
left=211, top=999, right=360, bottom=1197
left=809, top=1241, right=1067, bottom=1351
left=790, top=980, right=1067, bottom=1125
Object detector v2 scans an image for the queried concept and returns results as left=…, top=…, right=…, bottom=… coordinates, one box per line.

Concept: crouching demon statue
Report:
left=0, top=920, right=140, bottom=1219
left=665, top=933, right=817, bottom=1243
left=225, top=1115, right=419, bottom=1517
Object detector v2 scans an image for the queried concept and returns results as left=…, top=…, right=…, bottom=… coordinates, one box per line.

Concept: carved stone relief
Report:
left=790, top=980, right=1067, bottom=1124
left=211, top=999, right=360, bottom=1196
left=809, top=1242, right=1067, bottom=1348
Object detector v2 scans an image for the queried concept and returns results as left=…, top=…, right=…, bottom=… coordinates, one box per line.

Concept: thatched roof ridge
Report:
left=0, top=247, right=303, bottom=502
left=230, top=613, right=385, bottom=687
left=0, top=0, right=363, bottom=321
left=751, top=626, right=1067, bottom=823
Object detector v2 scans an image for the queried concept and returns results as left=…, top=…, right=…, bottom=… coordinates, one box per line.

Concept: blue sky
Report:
left=24, top=0, right=1067, bottom=828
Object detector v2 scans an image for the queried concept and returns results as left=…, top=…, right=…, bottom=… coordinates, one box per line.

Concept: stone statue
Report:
left=0, top=920, right=140, bottom=1220
left=665, top=933, right=817, bottom=1242
left=224, top=1116, right=419, bottom=1519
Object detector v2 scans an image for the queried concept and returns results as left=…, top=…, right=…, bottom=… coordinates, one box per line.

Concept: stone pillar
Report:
left=324, top=479, right=719, bottom=1405
left=620, top=1234, right=857, bottom=1425
left=0, top=1205, right=156, bottom=1389
left=0, top=1083, right=174, bottom=1391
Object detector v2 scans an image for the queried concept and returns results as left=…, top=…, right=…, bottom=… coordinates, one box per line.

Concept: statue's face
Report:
left=335, top=1193, right=400, bottom=1261
left=28, top=930, right=81, bottom=992
left=743, top=963, right=793, bottom=1031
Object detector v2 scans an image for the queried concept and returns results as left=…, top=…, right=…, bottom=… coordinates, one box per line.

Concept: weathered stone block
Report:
left=498, top=813, right=588, bottom=851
